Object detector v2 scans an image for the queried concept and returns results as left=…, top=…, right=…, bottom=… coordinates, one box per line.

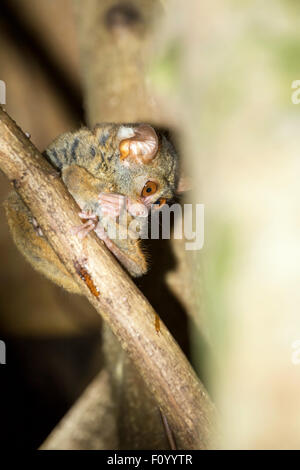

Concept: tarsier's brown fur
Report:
left=4, top=123, right=181, bottom=294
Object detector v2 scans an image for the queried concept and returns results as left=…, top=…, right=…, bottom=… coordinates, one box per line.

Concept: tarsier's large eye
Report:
left=141, top=181, right=158, bottom=197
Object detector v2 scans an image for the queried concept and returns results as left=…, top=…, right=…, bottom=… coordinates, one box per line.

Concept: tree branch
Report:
left=0, top=107, right=217, bottom=449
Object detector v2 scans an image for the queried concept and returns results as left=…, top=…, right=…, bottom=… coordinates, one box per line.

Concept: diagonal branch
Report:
left=0, top=107, right=217, bottom=449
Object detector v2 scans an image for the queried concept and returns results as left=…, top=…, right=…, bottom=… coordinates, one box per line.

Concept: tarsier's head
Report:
left=114, top=124, right=187, bottom=209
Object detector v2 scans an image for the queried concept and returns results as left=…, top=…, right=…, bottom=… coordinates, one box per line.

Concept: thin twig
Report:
left=160, top=410, right=177, bottom=450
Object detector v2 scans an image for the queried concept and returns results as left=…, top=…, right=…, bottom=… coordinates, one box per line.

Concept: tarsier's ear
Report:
left=176, top=174, right=192, bottom=193
left=119, top=124, right=159, bottom=165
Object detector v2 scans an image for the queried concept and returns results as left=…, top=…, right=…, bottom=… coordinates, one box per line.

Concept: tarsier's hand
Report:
left=71, top=191, right=148, bottom=242
left=98, top=192, right=148, bottom=218
left=98, top=192, right=126, bottom=218
left=69, top=190, right=149, bottom=277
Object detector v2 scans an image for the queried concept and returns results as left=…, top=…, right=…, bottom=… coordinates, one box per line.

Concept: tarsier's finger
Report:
left=77, top=226, right=95, bottom=239
left=70, top=220, right=96, bottom=239
left=98, top=192, right=125, bottom=206
left=99, top=192, right=125, bottom=217
left=78, top=211, right=98, bottom=221
left=99, top=193, right=148, bottom=218
left=100, top=205, right=121, bottom=217
left=127, top=199, right=148, bottom=217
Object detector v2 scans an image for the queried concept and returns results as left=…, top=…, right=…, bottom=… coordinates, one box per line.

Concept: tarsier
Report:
left=4, top=123, right=183, bottom=294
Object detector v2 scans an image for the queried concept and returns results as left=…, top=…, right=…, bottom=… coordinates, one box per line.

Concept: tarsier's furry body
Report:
left=4, top=123, right=180, bottom=294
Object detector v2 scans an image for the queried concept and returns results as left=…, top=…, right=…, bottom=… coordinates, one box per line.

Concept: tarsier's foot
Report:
left=98, top=192, right=148, bottom=218
left=32, top=217, right=44, bottom=237
left=71, top=211, right=99, bottom=239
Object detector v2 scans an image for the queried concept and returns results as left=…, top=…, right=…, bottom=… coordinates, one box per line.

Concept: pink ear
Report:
left=176, top=175, right=192, bottom=193
left=119, top=124, right=158, bottom=164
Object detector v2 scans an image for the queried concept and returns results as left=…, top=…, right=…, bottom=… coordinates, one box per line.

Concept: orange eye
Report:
left=153, top=198, right=166, bottom=209
left=142, top=181, right=158, bottom=197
